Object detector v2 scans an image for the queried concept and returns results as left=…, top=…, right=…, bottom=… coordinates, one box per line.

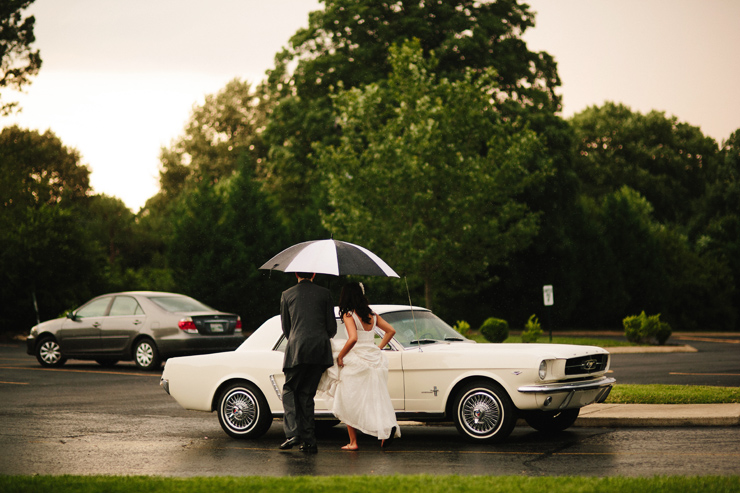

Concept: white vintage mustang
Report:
left=161, top=305, right=615, bottom=442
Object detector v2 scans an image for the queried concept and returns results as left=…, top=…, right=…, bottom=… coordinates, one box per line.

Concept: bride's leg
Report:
left=342, top=425, right=359, bottom=450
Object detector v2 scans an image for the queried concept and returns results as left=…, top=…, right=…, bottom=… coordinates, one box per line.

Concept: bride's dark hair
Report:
left=338, top=282, right=372, bottom=324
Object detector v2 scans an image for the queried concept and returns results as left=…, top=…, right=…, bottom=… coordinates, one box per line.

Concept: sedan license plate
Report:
left=210, top=323, right=224, bottom=333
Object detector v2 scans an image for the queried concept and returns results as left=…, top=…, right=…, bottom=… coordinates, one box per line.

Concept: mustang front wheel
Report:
left=453, top=381, right=516, bottom=442
left=217, top=382, right=272, bottom=439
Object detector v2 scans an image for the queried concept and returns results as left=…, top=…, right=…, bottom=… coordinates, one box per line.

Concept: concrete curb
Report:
left=574, top=403, right=740, bottom=427
left=604, top=344, right=697, bottom=353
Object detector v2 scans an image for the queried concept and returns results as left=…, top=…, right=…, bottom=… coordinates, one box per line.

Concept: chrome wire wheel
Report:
left=460, top=390, right=502, bottom=436
left=453, top=381, right=516, bottom=442
left=223, top=389, right=258, bottom=433
left=217, top=383, right=271, bottom=439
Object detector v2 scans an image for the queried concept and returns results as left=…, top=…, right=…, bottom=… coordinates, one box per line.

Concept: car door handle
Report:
left=133, top=320, right=143, bottom=325
left=92, top=322, right=101, bottom=328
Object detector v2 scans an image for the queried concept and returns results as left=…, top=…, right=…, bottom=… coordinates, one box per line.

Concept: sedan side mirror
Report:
left=66, top=312, right=77, bottom=321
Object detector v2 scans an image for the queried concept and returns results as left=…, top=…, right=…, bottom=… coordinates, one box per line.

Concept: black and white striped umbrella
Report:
left=259, top=239, right=399, bottom=277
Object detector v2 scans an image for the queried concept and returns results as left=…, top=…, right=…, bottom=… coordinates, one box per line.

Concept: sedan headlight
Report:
left=538, top=360, right=548, bottom=380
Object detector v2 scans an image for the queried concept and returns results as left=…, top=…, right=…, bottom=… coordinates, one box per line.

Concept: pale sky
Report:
left=3, top=0, right=739, bottom=212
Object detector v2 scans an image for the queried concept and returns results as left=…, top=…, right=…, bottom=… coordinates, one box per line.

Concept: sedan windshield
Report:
left=381, top=310, right=470, bottom=348
left=148, top=296, right=213, bottom=313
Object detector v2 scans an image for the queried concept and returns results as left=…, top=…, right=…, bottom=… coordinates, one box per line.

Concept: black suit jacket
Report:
left=280, top=280, right=337, bottom=370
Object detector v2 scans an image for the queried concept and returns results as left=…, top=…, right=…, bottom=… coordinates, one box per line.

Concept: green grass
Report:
left=1, top=475, right=738, bottom=493
left=466, top=332, right=635, bottom=347
left=607, top=384, right=740, bottom=404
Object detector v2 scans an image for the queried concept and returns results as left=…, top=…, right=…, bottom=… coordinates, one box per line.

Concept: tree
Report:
left=168, top=156, right=289, bottom=330
left=159, top=78, right=268, bottom=201
left=0, top=0, right=42, bottom=115
left=316, top=41, right=550, bottom=310
left=690, top=130, right=740, bottom=329
left=0, top=127, right=101, bottom=333
left=570, top=102, right=718, bottom=224
left=260, top=0, right=561, bottom=236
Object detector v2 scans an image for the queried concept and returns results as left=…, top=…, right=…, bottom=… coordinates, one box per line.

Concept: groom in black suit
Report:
left=278, top=272, right=337, bottom=454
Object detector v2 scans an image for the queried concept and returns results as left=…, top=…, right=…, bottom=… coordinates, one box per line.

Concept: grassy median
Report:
left=607, top=384, right=740, bottom=404
left=1, top=475, right=739, bottom=492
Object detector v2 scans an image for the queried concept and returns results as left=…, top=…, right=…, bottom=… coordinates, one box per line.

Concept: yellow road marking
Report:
left=0, top=366, right=159, bottom=377
left=0, top=380, right=29, bottom=385
left=669, top=372, right=740, bottom=376
left=674, top=336, right=739, bottom=344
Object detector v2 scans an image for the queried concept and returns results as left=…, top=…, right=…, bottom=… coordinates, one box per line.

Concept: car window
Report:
left=382, top=310, right=469, bottom=348
left=148, top=296, right=213, bottom=312
left=76, top=297, right=112, bottom=318
left=274, top=317, right=345, bottom=352
left=109, top=296, right=144, bottom=316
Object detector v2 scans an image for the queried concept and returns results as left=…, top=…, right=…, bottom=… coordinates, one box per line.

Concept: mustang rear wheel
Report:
left=523, top=409, right=580, bottom=432
left=35, top=337, right=67, bottom=368
left=453, top=381, right=516, bottom=442
left=217, top=382, right=272, bottom=439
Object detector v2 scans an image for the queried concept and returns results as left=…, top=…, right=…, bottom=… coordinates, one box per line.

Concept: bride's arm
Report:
left=375, top=315, right=396, bottom=350
left=337, top=313, right=358, bottom=367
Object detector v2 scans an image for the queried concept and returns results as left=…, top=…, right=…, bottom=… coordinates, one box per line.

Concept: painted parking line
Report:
left=674, top=336, right=740, bottom=344
left=0, top=380, right=29, bottom=385
left=0, top=366, right=159, bottom=377
left=669, top=372, right=740, bottom=376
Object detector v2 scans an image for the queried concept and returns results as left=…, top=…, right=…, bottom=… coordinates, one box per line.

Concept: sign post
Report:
left=543, top=285, right=554, bottom=342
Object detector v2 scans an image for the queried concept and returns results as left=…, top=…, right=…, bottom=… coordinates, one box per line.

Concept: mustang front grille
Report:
left=564, top=354, right=609, bottom=375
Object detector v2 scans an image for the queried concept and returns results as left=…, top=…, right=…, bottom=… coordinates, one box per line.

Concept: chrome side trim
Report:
left=269, top=374, right=282, bottom=401
left=518, top=377, right=616, bottom=394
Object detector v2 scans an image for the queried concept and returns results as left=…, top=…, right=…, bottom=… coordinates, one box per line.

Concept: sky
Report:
left=3, top=0, right=739, bottom=212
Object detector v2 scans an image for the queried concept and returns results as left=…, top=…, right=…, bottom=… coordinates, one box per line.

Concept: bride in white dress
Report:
left=319, top=282, right=400, bottom=450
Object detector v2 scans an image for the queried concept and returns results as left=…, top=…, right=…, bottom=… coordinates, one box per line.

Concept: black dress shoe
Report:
left=279, top=436, right=301, bottom=450
left=299, top=443, right=318, bottom=454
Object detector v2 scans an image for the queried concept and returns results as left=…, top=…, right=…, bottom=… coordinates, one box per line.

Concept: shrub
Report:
left=480, top=317, right=509, bottom=343
left=453, top=320, right=471, bottom=337
left=521, top=314, right=543, bottom=343
left=623, top=311, right=672, bottom=345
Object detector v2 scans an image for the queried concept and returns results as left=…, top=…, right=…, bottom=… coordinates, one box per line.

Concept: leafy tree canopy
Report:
left=0, top=0, right=42, bottom=115
left=260, top=0, right=560, bottom=233
left=570, top=102, right=718, bottom=224
left=158, top=78, right=267, bottom=201
left=316, top=40, right=551, bottom=309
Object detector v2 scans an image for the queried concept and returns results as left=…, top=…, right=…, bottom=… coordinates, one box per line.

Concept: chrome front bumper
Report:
left=517, top=377, right=615, bottom=410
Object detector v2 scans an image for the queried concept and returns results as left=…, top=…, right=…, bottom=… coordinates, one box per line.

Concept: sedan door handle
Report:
left=133, top=320, right=143, bottom=325
left=92, top=322, right=101, bottom=328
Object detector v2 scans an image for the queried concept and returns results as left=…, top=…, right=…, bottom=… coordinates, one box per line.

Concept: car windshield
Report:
left=381, top=310, right=470, bottom=348
left=148, top=296, right=213, bottom=313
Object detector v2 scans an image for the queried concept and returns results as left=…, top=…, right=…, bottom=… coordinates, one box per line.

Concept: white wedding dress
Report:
left=318, top=312, right=400, bottom=440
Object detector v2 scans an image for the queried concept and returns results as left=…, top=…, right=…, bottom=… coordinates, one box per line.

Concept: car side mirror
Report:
left=66, top=312, right=77, bottom=321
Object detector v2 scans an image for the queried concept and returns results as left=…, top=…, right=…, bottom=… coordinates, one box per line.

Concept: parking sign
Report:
left=543, top=285, right=554, bottom=306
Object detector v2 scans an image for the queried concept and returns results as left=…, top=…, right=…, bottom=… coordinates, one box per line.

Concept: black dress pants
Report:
left=282, top=364, right=325, bottom=446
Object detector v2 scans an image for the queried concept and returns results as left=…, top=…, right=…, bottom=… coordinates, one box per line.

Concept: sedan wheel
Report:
left=523, top=409, right=580, bottom=433
left=35, top=337, right=67, bottom=368
left=134, top=338, right=160, bottom=370
left=217, top=382, right=272, bottom=439
left=453, top=381, right=516, bottom=442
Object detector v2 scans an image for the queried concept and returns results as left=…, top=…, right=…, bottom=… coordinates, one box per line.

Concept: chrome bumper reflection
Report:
left=518, top=377, right=616, bottom=394
left=160, top=377, right=170, bottom=395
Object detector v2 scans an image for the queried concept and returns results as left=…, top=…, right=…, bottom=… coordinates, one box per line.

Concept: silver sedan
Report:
left=26, top=291, right=245, bottom=370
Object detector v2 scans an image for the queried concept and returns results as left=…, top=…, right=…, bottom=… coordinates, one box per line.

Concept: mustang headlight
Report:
left=538, top=360, right=548, bottom=380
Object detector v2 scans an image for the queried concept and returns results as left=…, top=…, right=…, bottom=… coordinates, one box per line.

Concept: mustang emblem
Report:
left=582, top=358, right=598, bottom=371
